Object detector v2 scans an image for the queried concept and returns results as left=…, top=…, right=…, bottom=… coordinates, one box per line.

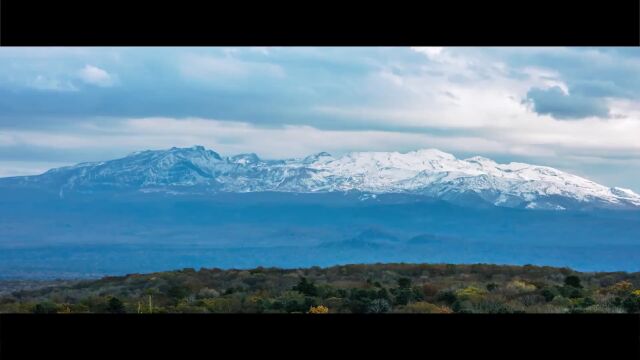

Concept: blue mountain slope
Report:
left=0, top=189, right=639, bottom=277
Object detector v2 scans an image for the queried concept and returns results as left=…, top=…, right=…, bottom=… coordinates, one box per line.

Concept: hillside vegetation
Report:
left=2, top=263, right=640, bottom=314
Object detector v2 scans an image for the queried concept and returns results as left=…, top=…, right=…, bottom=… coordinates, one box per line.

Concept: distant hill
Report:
left=0, top=191, right=639, bottom=278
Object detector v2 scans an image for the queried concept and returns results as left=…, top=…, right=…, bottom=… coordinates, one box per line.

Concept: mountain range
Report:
left=3, top=145, right=639, bottom=211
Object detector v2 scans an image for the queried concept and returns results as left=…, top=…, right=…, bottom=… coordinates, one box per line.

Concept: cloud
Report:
left=78, top=65, right=114, bottom=87
left=1, top=114, right=639, bottom=162
left=525, top=86, right=609, bottom=119
left=0, top=47, right=639, bottom=190
left=0, top=117, right=509, bottom=159
left=28, top=75, right=78, bottom=92
left=570, top=79, right=631, bottom=98
left=410, top=47, right=444, bottom=59
left=179, top=54, right=285, bottom=83
left=0, top=161, right=69, bottom=177
left=1, top=114, right=639, bottom=191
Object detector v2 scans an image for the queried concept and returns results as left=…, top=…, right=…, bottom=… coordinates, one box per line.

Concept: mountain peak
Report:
left=231, top=153, right=260, bottom=164
left=464, top=156, right=496, bottom=165
left=410, top=148, right=456, bottom=160
left=303, top=152, right=333, bottom=163
left=167, top=145, right=207, bottom=152
left=164, top=145, right=222, bottom=160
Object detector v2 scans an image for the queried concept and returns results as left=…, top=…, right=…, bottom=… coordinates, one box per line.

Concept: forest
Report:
left=1, top=263, right=640, bottom=314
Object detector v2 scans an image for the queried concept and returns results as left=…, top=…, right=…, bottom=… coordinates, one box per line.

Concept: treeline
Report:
left=2, top=263, right=640, bottom=313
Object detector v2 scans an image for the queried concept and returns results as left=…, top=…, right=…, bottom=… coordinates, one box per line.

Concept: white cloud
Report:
left=28, top=75, right=78, bottom=92
left=520, top=67, right=569, bottom=94
left=1, top=115, right=639, bottom=161
left=310, top=47, right=640, bottom=162
left=0, top=117, right=511, bottom=159
left=179, top=54, right=285, bottom=82
left=0, top=161, right=70, bottom=177
left=410, top=47, right=444, bottom=59
left=1, top=115, right=639, bottom=190
left=78, top=64, right=114, bottom=87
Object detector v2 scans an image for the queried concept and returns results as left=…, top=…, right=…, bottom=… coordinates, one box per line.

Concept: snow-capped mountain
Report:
left=4, top=145, right=640, bottom=210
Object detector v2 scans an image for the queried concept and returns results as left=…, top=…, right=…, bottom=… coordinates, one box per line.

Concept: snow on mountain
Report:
left=5, top=145, right=640, bottom=210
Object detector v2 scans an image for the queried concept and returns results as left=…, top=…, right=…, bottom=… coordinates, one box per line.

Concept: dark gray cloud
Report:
left=525, top=86, right=609, bottom=120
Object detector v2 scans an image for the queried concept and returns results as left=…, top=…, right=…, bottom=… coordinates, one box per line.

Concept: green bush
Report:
left=292, top=277, right=318, bottom=297
left=436, top=290, right=458, bottom=305
left=564, top=275, right=582, bottom=288
left=540, top=288, right=558, bottom=302
left=106, top=297, right=126, bottom=313
left=397, top=277, right=411, bottom=289
left=33, top=302, right=58, bottom=314
left=368, top=299, right=391, bottom=313
left=622, top=295, right=640, bottom=313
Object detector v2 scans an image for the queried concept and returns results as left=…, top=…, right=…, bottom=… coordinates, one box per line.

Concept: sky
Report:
left=0, top=47, right=639, bottom=192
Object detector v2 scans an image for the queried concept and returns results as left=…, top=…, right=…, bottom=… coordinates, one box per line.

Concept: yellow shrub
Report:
left=506, top=280, right=536, bottom=292
left=308, top=305, right=329, bottom=314
left=455, top=286, right=486, bottom=300
left=610, top=280, right=633, bottom=294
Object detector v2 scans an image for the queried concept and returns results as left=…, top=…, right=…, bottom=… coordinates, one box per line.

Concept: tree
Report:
left=622, top=294, right=640, bottom=313
left=167, top=285, right=190, bottom=300
left=486, top=283, right=499, bottom=292
left=573, top=297, right=595, bottom=309
left=422, top=283, right=439, bottom=297
left=33, top=302, right=58, bottom=314
left=452, top=300, right=473, bottom=313
left=436, top=290, right=458, bottom=305
left=106, top=297, right=126, bottom=313
left=270, top=291, right=308, bottom=313
left=368, top=299, right=391, bottom=313
left=347, top=288, right=380, bottom=313
left=292, top=277, right=318, bottom=297
left=397, top=277, right=411, bottom=289
left=541, top=288, right=557, bottom=302
left=564, top=275, right=582, bottom=288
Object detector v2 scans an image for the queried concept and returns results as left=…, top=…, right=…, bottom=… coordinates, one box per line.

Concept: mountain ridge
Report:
left=2, top=145, right=639, bottom=211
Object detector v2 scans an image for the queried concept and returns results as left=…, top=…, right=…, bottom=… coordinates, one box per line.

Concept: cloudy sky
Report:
left=0, top=47, right=639, bottom=191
